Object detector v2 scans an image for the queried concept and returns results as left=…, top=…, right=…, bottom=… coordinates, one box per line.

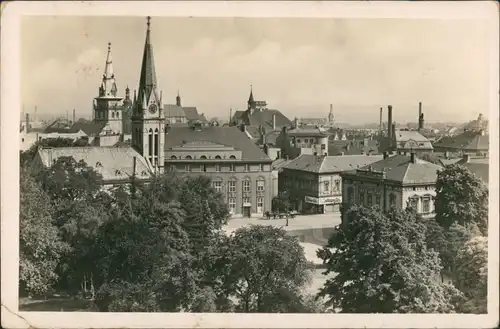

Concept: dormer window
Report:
left=141, top=171, right=147, bottom=176
left=96, top=161, right=102, bottom=167
left=115, top=169, right=121, bottom=175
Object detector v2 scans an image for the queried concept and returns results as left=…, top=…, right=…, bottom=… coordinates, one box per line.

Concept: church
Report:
left=33, top=17, right=275, bottom=218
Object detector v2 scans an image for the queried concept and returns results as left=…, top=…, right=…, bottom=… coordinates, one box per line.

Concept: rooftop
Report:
left=36, top=146, right=153, bottom=181
left=434, top=130, right=489, bottom=151
left=345, top=154, right=443, bottom=185
left=284, top=154, right=384, bottom=174
left=394, top=130, right=431, bottom=143
left=164, top=126, right=272, bottom=162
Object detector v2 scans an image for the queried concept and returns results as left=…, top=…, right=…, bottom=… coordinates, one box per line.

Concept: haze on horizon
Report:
left=21, top=16, right=492, bottom=124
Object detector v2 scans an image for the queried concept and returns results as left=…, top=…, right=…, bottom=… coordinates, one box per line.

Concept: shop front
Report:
left=304, top=195, right=342, bottom=214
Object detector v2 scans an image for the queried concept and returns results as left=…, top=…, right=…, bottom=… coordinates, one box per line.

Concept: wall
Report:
left=167, top=161, right=273, bottom=217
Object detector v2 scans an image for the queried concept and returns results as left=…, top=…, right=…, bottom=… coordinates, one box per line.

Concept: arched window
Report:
left=229, top=155, right=236, bottom=159
left=185, top=155, right=192, bottom=160
left=112, top=112, right=115, bottom=118
left=215, top=155, right=222, bottom=159
left=256, top=178, right=265, bottom=192
left=148, top=129, right=153, bottom=159
left=200, top=155, right=207, bottom=159
left=116, top=112, right=120, bottom=118
left=171, top=155, right=177, bottom=159
left=154, top=128, right=159, bottom=157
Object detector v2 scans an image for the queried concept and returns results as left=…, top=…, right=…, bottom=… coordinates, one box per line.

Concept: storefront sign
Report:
left=305, top=196, right=342, bottom=205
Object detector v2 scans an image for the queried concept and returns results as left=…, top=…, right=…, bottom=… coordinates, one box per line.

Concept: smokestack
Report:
left=387, top=105, right=393, bottom=140
left=25, top=113, right=30, bottom=133
left=379, top=107, right=383, bottom=133
left=66, top=109, right=69, bottom=122
left=73, top=109, right=76, bottom=124
left=272, top=114, right=276, bottom=130
left=229, top=108, right=233, bottom=124
left=330, top=104, right=333, bottom=112
left=418, top=102, right=424, bottom=131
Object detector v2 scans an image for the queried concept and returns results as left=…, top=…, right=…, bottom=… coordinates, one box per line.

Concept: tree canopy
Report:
left=435, top=164, right=488, bottom=234
left=318, top=205, right=463, bottom=313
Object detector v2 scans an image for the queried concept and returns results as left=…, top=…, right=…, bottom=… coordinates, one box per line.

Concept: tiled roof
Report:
left=69, top=121, right=106, bottom=136
left=183, top=107, right=206, bottom=122
left=394, top=130, right=431, bottom=143
left=164, top=104, right=186, bottom=117
left=284, top=154, right=383, bottom=174
left=36, top=146, right=153, bottom=182
left=355, top=154, right=443, bottom=185
left=328, top=140, right=379, bottom=156
left=433, top=131, right=489, bottom=151
left=288, top=127, right=329, bottom=137
left=233, top=109, right=292, bottom=130
left=164, top=126, right=272, bottom=162
left=271, top=158, right=292, bottom=171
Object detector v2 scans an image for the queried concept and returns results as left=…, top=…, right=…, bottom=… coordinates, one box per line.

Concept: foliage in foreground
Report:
left=317, top=205, right=464, bottom=313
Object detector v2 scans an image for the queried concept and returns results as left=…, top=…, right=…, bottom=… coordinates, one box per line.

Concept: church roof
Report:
left=164, top=104, right=186, bottom=117
left=138, top=17, right=158, bottom=105
left=164, top=126, right=272, bottom=162
left=36, top=146, right=153, bottom=182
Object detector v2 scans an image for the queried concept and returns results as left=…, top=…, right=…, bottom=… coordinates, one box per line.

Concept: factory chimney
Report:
left=73, top=109, right=76, bottom=124
left=25, top=113, right=30, bottom=133
left=379, top=107, right=383, bottom=133
left=387, top=105, right=393, bottom=140
left=229, top=108, right=233, bottom=125
left=418, top=102, right=424, bottom=131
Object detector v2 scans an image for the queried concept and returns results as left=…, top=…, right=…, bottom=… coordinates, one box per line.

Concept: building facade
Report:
left=164, top=124, right=273, bottom=218
left=279, top=154, right=383, bottom=214
left=341, top=153, right=442, bottom=218
left=276, top=126, right=330, bottom=159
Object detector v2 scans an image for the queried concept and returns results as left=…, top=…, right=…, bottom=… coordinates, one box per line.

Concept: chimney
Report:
left=462, top=154, right=470, bottom=163
left=25, top=113, right=30, bottom=133
left=418, top=102, right=424, bottom=131
left=34, top=105, right=38, bottom=122
left=410, top=151, right=416, bottom=164
left=272, top=114, right=276, bottom=130
left=240, top=124, right=246, bottom=133
left=383, top=151, right=388, bottom=159
left=387, top=105, right=393, bottom=140
left=73, top=109, right=76, bottom=124
left=391, top=122, right=396, bottom=147
left=379, top=107, right=383, bottom=133
left=229, top=108, right=233, bottom=124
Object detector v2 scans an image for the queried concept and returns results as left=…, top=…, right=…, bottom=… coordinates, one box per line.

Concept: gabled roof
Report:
left=433, top=131, right=489, bottom=151
left=234, top=109, right=292, bottom=130
left=36, top=146, right=153, bottom=182
left=394, top=130, right=431, bottom=143
left=164, top=104, right=186, bottom=117
left=284, top=154, right=383, bottom=174
left=164, top=126, right=272, bottom=162
left=69, top=121, right=106, bottom=136
left=352, top=154, right=443, bottom=185
left=183, top=106, right=208, bottom=122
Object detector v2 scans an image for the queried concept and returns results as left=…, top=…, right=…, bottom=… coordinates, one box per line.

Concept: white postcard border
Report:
left=1, top=1, right=499, bottom=328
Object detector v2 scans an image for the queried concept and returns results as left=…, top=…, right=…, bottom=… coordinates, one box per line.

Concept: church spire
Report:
left=176, top=89, right=181, bottom=107
left=104, top=42, right=114, bottom=79
left=138, top=16, right=158, bottom=105
left=248, top=85, right=254, bottom=104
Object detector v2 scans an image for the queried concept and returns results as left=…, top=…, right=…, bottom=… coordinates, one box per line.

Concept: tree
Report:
left=19, top=168, right=70, bottom=297
left=435, top=164, right=488, bottom=234
left=454, top=235, right=487, bottom=313
left=221, top=225, right=313, bottom=312
left=318, top=205, right=463, bottom=313
left=20, top=137, right=89, bottom=167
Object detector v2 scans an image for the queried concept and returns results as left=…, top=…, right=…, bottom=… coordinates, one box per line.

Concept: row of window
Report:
left=171, top=163, right=265, bottom=173
left=171, top=155, right=237, bottom=160
left=95, top=111, right=120, bottom=119
left=212, top=178, right=265, bottom=194
left=283, top=176, right=341, bottom=194
left=227, top=197, right=265, bottom=213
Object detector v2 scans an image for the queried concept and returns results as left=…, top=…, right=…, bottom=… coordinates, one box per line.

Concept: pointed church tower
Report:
left=131, top=16, right=165, bottom=171
left=94, top=42, right=123, bottom=134
left=247, top=85, right=256, bottom=114
left=176, top=90, right=182, bottom=107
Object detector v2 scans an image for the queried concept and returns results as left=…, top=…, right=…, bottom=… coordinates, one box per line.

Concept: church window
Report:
left=154, top=128, right=159, bottom=157
left=148, top=129, right=153, bottom=159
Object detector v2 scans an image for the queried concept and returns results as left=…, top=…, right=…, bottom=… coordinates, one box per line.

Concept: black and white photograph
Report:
left=1, top=1, right=499, bottom=328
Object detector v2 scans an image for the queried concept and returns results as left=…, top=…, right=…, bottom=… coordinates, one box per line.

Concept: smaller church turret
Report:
left=176, top=90, right=181, bottom=107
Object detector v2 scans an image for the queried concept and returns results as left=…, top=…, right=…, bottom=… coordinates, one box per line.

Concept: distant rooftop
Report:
left=284, top=154, right=384, bottom=174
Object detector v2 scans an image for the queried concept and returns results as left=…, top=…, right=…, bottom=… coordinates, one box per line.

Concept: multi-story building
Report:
left=164, top=122, right=273, bottom=218
left=340, top=152, right=442, bottom=218
left=275, top=126, right=330, bottom=159
left=279, top=154, right=383, bottom=214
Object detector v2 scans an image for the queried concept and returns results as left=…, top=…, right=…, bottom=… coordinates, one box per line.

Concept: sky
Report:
left=21, top=16, right=492, bottom=124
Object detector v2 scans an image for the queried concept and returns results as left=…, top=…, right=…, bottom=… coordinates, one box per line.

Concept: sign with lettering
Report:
left=305, top=196, right=342, bottom=205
